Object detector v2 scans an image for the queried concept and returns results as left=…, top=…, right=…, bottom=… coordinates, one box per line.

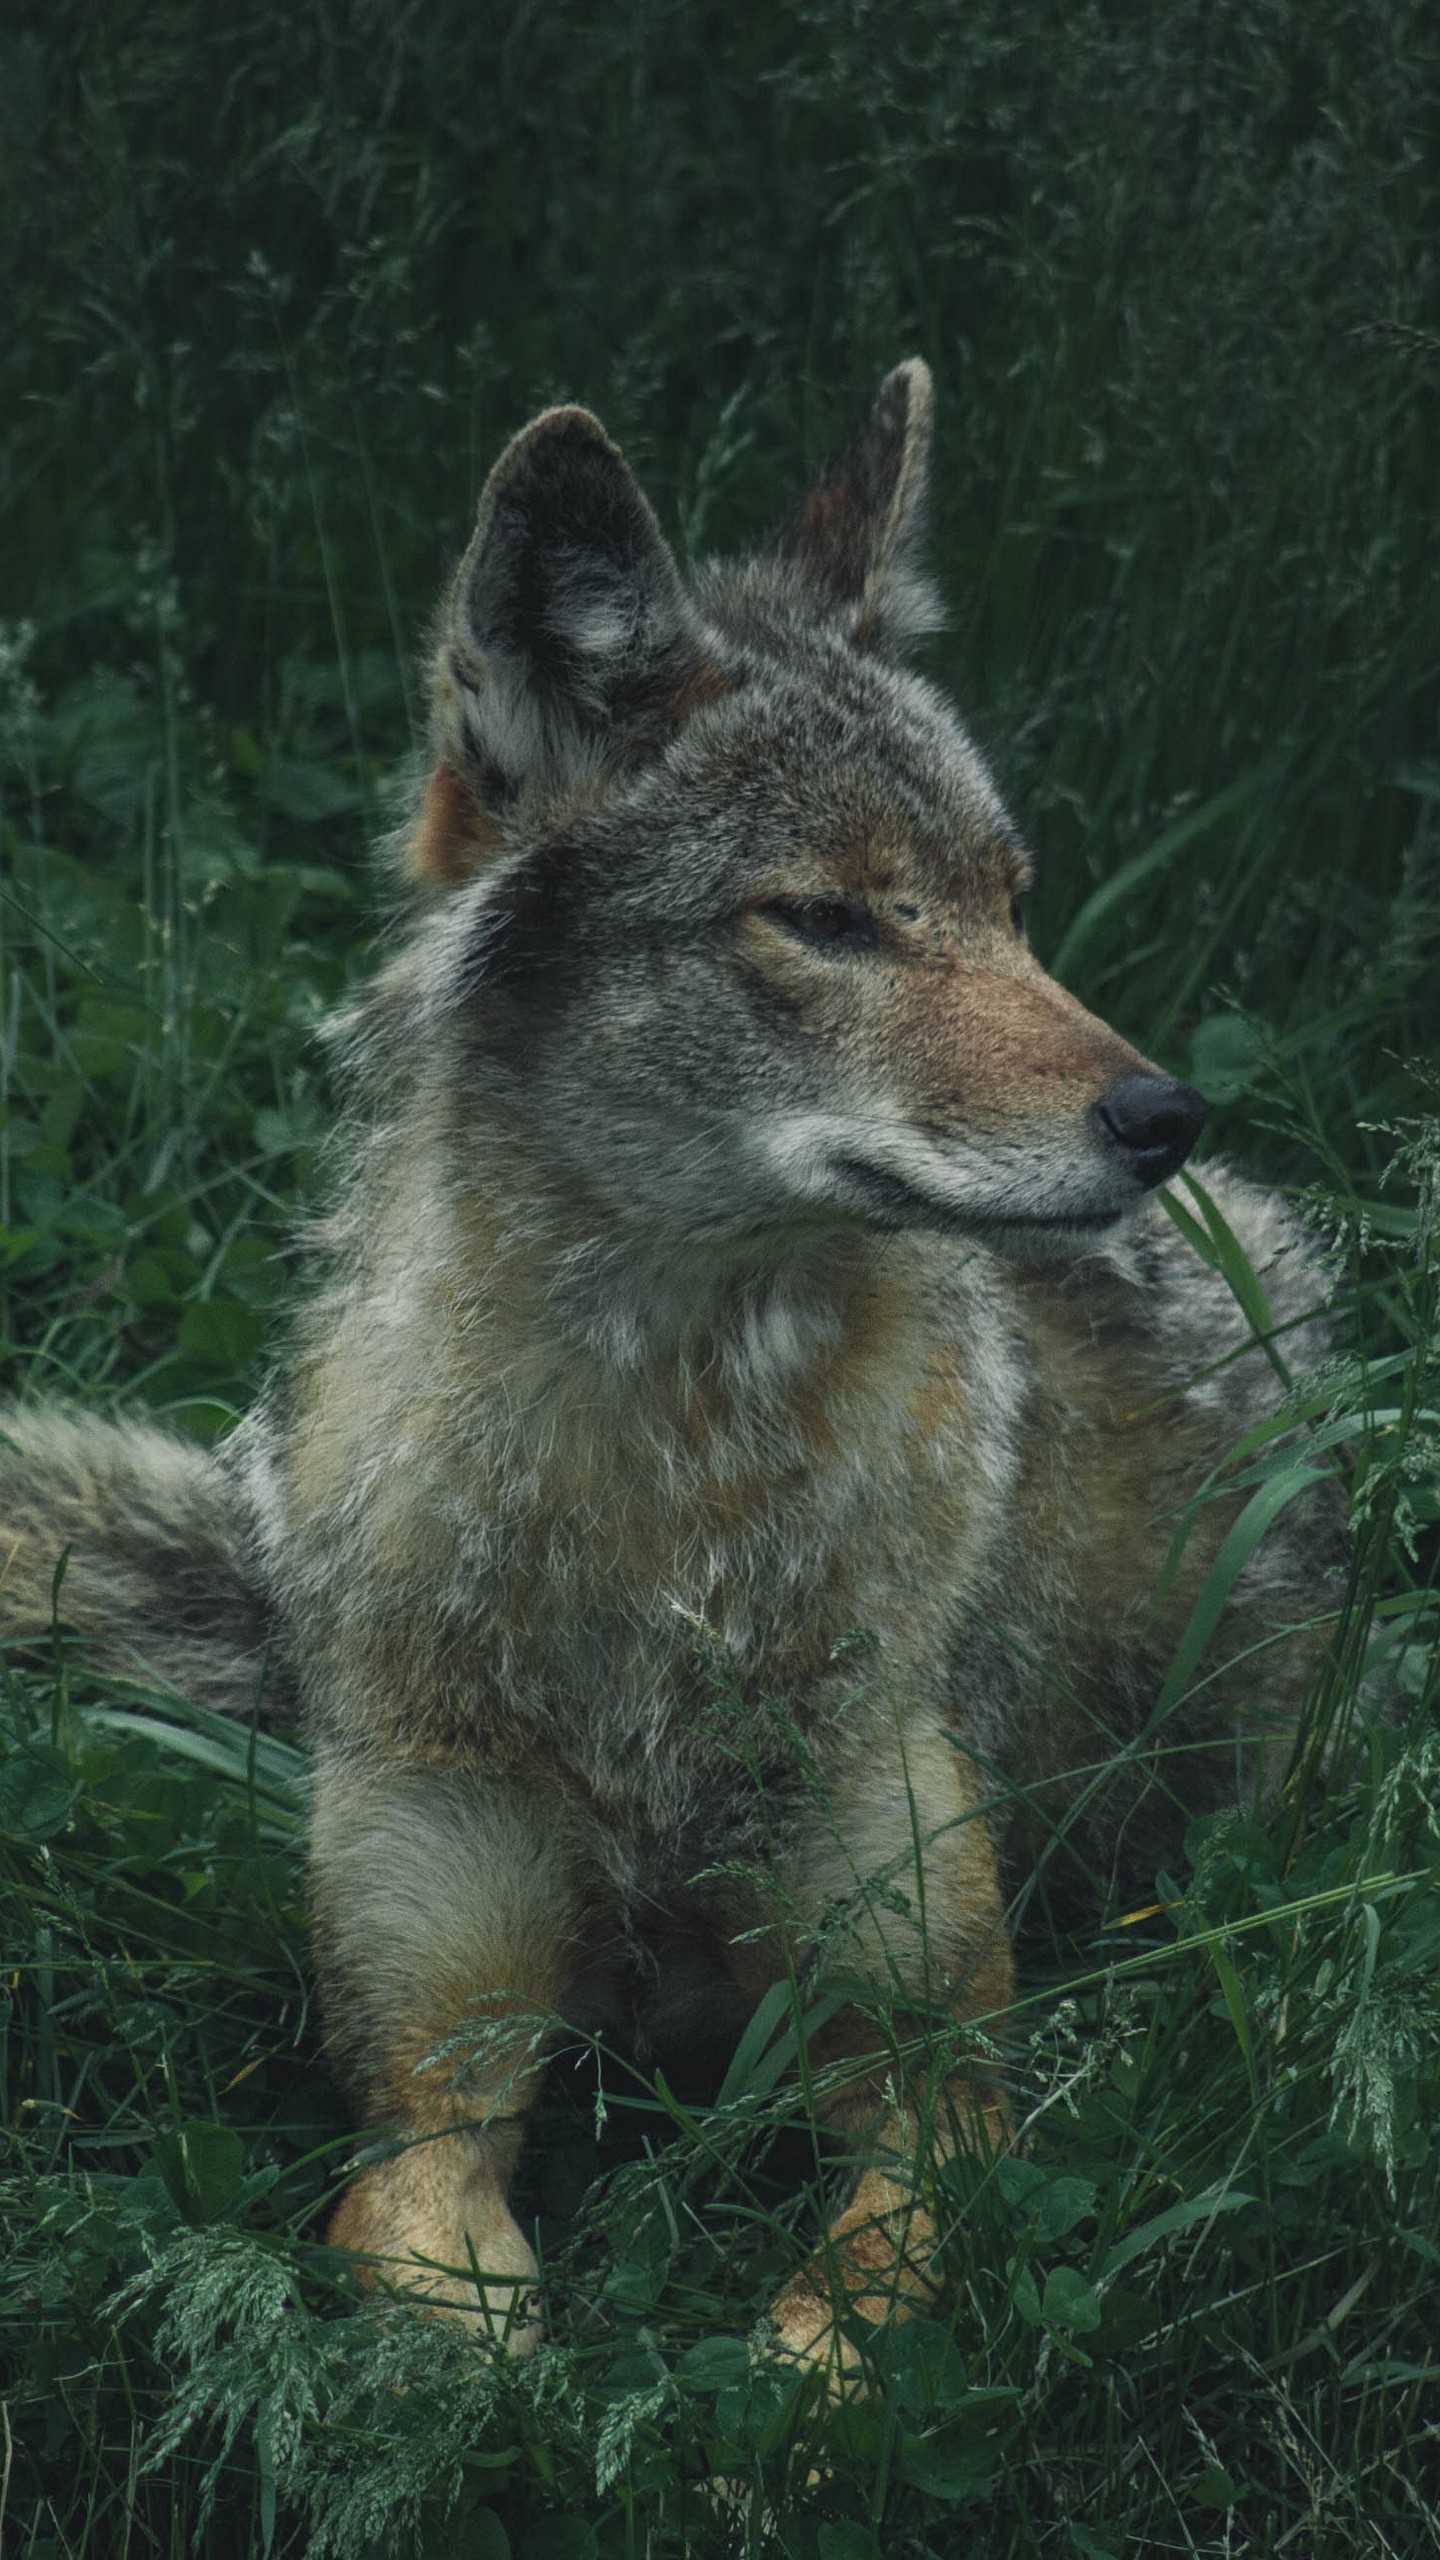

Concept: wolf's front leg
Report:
left=311, top=1753, right=579, bottom=2353
left=745, top=1715, right=1013, bottom=2382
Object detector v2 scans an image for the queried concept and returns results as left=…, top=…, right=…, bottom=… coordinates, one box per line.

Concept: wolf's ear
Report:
left=768, top=358, right=940, bottom=652
left=417, top=406, right=719, bottom=887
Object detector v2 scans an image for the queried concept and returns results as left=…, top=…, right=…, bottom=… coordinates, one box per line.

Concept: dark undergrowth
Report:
left=3, top=1, right=1439, bottom=2551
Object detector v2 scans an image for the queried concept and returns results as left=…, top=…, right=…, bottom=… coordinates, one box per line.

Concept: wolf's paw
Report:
left=390, top=2254, right=544, bottom=2358
left=764, top=2173, right=939, bottom=2395
left=329, top=2156, right=544, bottom=2356
left=764, top=2274, right=875, bottom=2399
left=766, top=2249, right=927, bottom=2398
left=344, top=2240, right=545, bottom=2357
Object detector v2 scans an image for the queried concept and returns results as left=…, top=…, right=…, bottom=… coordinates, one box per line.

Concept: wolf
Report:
left=0, top=361, right=1342, bottom=2379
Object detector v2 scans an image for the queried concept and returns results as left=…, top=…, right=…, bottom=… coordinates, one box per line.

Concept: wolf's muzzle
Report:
left=1093, top=1072, right=1208, bottom=1188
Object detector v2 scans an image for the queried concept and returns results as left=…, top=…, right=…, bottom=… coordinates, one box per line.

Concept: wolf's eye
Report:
left=759, top=896, right=874, bottom=948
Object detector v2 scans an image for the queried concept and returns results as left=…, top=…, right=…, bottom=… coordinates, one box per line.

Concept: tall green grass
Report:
left=3, top=1, right=1438, bottom=2551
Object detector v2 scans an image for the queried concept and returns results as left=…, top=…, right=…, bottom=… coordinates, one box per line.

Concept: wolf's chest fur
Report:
left=268, top=1207, right=1027, bottom=1823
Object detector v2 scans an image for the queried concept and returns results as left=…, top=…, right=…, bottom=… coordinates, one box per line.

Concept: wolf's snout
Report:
left=1094, top=1073, right=1207, bottom=1187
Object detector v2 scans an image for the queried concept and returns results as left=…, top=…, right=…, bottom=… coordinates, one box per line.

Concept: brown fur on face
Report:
left=406, top=760, right=508, bottom=890
left=885, top=952, right=1148, bottom=1128
left=738, top=790, right=1147, bottom=1142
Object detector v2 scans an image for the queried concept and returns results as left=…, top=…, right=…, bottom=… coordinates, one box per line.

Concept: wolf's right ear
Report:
left=767, top=359, right=941, bottom=653
left=415, top=406, right=721, bottom=888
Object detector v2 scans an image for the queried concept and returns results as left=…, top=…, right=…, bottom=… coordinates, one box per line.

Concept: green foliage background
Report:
left=2, top=3, right=1438, bottom=2554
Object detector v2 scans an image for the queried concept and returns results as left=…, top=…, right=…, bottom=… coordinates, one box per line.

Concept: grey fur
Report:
left=0, top=1407, right=288, bottom=1719
left=0, top=364, right=1346, bottom=2364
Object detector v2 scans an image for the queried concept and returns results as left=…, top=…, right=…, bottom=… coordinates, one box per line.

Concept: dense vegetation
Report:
left=2, top=2, right=1437, bottom=2552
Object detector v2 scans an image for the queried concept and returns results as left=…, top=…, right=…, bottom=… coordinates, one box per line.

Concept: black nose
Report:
left=1094, top=1073, right=1208, bottom=1187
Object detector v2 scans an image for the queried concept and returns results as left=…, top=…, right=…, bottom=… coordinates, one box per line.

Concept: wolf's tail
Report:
left=0, top=1407, right=289, bottom=1722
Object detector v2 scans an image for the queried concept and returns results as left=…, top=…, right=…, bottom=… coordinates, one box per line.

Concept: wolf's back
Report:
left=0, top=1407, right=288, bottom=1721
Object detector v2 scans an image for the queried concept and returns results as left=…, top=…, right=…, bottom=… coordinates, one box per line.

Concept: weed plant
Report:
left=2, top=1, right=1438, bottom=2552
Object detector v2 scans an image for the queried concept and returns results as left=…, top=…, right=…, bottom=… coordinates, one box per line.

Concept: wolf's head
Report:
left=399, top=364, right=1204, bottom=1264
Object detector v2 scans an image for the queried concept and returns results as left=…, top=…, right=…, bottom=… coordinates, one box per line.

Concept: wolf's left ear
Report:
left=418, top=405, right=721, bottom=886
left=768, top=358, right=940, bottom=653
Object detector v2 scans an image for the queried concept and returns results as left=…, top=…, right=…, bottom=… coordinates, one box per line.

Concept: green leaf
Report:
left=1190, top=1012, right=1266, bottom=1102
left=715, top=1975, right=848, bottom=2103
left=818, top=2525, right=882, bottom=2560
left=441, top=2508, right=512, bottom=2557
left=256, top=2404, right=277, bottom=2556
left=1208, top=1938, right=1257, bottom=2094
left=895, top=2418, right=999, bottom=2502
left=1194, top=2461, right=1242, bottom=2510
left=177, top=1299, right=264, bottom=1371
left=677, top=2336, right=751, bottom=2390
left=1088, top=2285, right=1156, bottom=2356
left=738, top=2360, right=805, bottom=2452
left=1150, top=1465, right=1326, bottom=1727
left=0, top=1745, right=78, bottom=1841
left=126, top=1251, right=181, bottom=1307
left=1103, top=2184, right=1256, bottom=2277
left=456, top=2519, right=512, bottom=2560
left=876, top=2316, right=969, bottom=2415
left=996, top=2156, right=1047, bottom=2207
left=1035, top=2175, right=1099, bottom=2242
left=1041, top=2267, right=1103, bottom=2333
left=152, top=2121, right=246, bottom=2225
left=1012, top=2265, right=1043, bottom=2325
left=1171, top=1170, right=1284, bottom=1369
left=602, top=2256, right=665, bottom=2311
left=776, top=2526, right=827, bottom=2560
left=518, top=2522, right=596, bottom=2560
